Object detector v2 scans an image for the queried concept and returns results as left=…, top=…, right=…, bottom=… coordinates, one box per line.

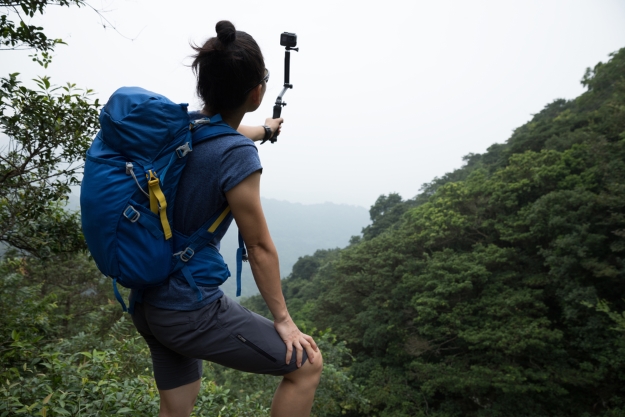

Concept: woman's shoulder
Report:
left=189, top=112, right=256, bottom=150
left=192, top=132, right=256, bottom=156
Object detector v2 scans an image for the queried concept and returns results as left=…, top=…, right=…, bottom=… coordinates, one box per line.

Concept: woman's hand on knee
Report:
left=274, top=316, right=318, bottom=368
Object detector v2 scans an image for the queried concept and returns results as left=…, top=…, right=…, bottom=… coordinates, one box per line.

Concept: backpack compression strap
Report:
left=172, top=203, right=237, bottom=301
left=147, top=169, right=172, bottom=239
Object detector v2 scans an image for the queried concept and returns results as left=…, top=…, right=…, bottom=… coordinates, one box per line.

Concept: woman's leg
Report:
left=158, top=379, right=201, bottom=417
left=271, top=350, right=323, bottom=417
left=131, top=303, right=204, bottom=417
left=140, top=297, right=324, bottom=416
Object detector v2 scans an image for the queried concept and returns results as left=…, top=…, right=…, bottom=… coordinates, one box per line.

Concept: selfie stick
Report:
left=262, top=32, right=298, bottom=144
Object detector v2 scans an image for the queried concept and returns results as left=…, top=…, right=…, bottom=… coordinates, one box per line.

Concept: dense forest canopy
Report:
left=1, top=1, right=625, bottom=416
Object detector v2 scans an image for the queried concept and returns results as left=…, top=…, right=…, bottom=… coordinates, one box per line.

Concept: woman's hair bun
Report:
left=216, top=20, right=236, bottom=45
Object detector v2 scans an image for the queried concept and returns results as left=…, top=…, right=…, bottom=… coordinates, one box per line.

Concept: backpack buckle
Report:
left=123, top=205, right=141, bottom=223
left=179, top=247, right=195, bottom=262
left=176, top=143, right=192, bottom=158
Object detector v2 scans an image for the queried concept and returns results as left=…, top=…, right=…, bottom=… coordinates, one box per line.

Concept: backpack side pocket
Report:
left=81, top=154, right=173, bottom=289
left=116, top=199, right=173, bottom=288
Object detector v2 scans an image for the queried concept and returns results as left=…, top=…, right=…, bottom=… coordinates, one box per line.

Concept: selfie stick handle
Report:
left=272, top=49, right=294, bottom=119
left=284, top=49, right=291, bottom=85
left=265, top=47, right=298, bottom=143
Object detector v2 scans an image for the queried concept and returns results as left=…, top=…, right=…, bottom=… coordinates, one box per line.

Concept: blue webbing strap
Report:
left=181, top=265, right=202, bottom=302
left=112, top=278, right=127, bottom=312
left=235, top=230, right=247, bottom=297
left=171, top=202, right=234, bottom=298
left=158, top=152, right=177, bottom=186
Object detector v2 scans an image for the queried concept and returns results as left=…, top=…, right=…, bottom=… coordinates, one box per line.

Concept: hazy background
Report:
left=218, top=198, right=369, bottom=297
left=2, top=0, right=624, bottom=209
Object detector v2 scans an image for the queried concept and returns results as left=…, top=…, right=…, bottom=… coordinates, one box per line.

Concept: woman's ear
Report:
left=248, top=84, right=264, bottom=109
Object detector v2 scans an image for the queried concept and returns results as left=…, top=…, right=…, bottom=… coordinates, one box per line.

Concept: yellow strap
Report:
left=147, top=171, right=159, bottom=215
left=147, top=170, right=172, bottom=240
left=207, top=206, right=231, bottom=233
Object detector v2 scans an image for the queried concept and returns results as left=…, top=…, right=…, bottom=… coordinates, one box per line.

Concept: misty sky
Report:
left=2, top=0, right=625, bottom=208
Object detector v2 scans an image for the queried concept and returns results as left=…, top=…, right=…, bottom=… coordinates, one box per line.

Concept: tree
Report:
left=361, top=193, right=415, bottom=240
left=0, top=0, right=100, bottom=257
left=1, top=1, right=85, bottom=66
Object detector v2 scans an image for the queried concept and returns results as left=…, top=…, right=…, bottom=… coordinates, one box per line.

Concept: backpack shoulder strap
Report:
left=190, top=114, right=245, bottom=146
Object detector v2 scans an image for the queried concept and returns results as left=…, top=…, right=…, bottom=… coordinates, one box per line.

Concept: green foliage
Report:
left=0, top=74, right=99, bottom=256
left=1, top=1, right=85, bottom=67
left=1, top=1, right=100, bottom=257
left=242, top=249, right=341, bottom=327
left=204, top=330, right=370, bottom=417
left=0, top=253, right=118, bottom=375
left=587, top=300, right=625, bottom=333
left=2, top=250, right=122, bottom=337
left=318, top=140, right=625, bottom=415
left=361, top=193, right=417, bottom=240
left=0, top=316, right=271, bottom=416
left=0, top=254, right=271, bottom=416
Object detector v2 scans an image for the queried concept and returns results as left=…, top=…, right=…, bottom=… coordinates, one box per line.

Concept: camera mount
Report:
left=262, top=32, right=298, bottom=144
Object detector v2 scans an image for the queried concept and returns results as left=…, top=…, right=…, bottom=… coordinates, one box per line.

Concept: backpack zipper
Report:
left=126, top=162, right=149, bottom=198
left=236, top=334, right=277, bottom=363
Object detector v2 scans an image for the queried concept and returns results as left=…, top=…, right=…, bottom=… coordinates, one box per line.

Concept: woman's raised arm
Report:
left=237, top=117, right=283, bottom=141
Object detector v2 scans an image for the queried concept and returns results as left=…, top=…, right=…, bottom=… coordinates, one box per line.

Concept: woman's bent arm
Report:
left=225, top=171, right=317, bottom=366
left=237, top=117, right=283, bottom=141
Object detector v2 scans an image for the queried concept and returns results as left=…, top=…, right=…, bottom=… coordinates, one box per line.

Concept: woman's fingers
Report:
left=294, top=340, right=304, bottom=367
left=285, top=341, right=293, bottom=365
left=299, top=335, right=317, bottom=364
left=264, top=117, right=283, bottom=137
left=303, top=333, right=318, bottom=352
left=274, top=318, right=319, bottom=367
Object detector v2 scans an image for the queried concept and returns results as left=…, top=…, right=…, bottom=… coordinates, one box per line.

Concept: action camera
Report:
left=280, top=32, right=297, bottom=48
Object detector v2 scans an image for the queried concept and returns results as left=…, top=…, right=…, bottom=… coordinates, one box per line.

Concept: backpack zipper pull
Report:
left=126, top=162, right=149, bottom=198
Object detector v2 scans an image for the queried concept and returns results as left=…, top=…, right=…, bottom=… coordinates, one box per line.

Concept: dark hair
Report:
left=191, top=21, right=265, bottom=112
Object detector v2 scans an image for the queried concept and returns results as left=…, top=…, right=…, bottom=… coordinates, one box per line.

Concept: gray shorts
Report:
left=131, top=295, right=307, bottom=390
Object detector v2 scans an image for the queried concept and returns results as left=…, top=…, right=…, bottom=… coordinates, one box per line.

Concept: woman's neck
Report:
left=201, top=107, right=245, bottom=130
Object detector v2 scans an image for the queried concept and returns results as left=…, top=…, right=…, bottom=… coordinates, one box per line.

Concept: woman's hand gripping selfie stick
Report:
left=262, top=32, right=298, bottom=144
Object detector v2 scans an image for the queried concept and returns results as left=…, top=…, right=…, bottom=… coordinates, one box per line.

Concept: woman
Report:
left=130, top=20, right=322, bottom=417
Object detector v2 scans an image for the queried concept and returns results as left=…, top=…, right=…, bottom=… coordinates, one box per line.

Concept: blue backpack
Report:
left=80, top=86, right=247, bottom=313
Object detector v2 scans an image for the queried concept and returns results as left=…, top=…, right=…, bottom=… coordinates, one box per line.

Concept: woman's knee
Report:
left=310, top=348, right=323, bottom=376
left=285, top=348, right=323, bottom=387
left=158, top=379, right=200, bottom=417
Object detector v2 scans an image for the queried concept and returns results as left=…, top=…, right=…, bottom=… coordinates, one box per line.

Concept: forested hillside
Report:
left=243, top=48, right=625, bottom=416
